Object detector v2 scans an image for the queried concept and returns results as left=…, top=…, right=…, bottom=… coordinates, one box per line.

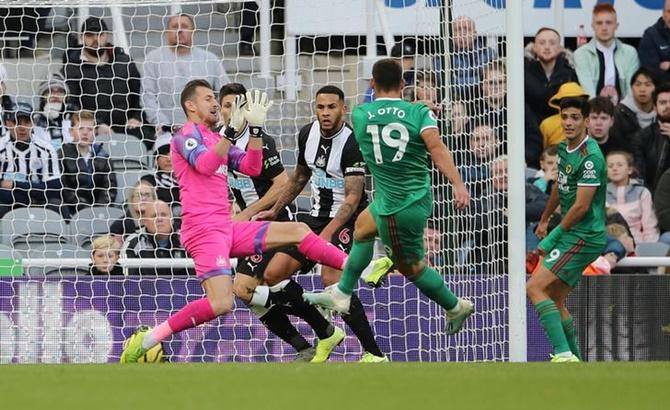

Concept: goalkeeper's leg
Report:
left=121, top=274, right=232, bottom=363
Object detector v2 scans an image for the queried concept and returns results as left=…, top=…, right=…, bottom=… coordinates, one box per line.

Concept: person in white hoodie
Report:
left=606, top=150, right=659, bottom=243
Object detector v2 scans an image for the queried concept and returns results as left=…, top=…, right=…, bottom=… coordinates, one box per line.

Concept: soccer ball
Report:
left=123, top=326, right=167, bottom=363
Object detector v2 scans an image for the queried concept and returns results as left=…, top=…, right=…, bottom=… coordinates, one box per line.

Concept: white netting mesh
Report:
left=0, top=0, right=509, bottom=363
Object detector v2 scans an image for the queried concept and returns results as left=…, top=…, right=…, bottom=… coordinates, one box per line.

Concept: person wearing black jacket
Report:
left=140, top=136, right=180, bottom=210
left=638, top=11, right=670, bottom=83
left=59, top=110, right=116, bottom=215
left=633, top=83, right=670, bottom=192
left=524, top=27, right=578, bottom=123
left=611, top=67, right=658, bottom=149
left=61, top=17, right=154, bottom=147
left=122, top=200, right=191, bottom=275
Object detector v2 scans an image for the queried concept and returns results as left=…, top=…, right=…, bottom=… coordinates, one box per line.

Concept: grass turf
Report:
left=1, top=362, right=668, bottom=410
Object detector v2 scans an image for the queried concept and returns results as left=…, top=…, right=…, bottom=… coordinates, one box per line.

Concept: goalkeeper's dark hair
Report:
left=219, top=83, right=247, bottom=103
left=180, top=79, right=212, bottom=114
left=372, top=58, right=403, bottom=92
left=316, top=85, right=344, bottom=102
left=559, top=96, right=589, bottom=118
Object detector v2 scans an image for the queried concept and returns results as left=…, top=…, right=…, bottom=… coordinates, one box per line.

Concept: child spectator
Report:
left=89, top=235, right=123, bottom=275
left=532, top=145, right=558, bottom=194
left=606, top=151, right=659, bottom=243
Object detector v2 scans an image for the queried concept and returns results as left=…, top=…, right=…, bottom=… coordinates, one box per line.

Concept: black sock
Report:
left=258, top=305, right=311, bottom=352
left=270, top=280, right=334, bottom=340
left=342, top=294, right=384, bottom=357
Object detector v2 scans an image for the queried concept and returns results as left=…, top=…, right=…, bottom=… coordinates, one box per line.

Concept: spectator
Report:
left=475, top=59, right=543, bottom=168
left=123, top=200, right=190, bottom=275
left=539, top=82, right=589, bottom=148
left=632, top=82, right=670, bottom=191
left=606, top=151, right=659, bottom=244
left=35, top=73, right=75, bottom=152
left=612, top=67, right=657, bottom=146
left=62, top=17, right=154, bottom=147
left=109, top=179, right=157, bottom=239
left=89, top=235, right=123, bottom=275
left=653, top=167, right=670, bottom=244
left=451, top=15, right=497, bottom=99
left=59, top=110, right=117, bottom=216
left=524, top=27, right=578, bottom=123
left=402, top=72, right=440, bottom=115
left=140, top=134, right=180, bottom=210
left=588, top=96, right=631, bottom=157
left=0, top=63, right=10, bottom=136
left=638, top=0, right=670, bottom=83
left=0, top=101, right=64, bottom=218
left=142, top=14, right=230, bottom=132
left=0, top=63, right=7, bottom=97
left=532, top=145, right=558, bottom=194
left=461, top=122, right=498, bottom=198
left=424, top=222, right=443, bottom=268
left=573, top=4, right=640, bottom=104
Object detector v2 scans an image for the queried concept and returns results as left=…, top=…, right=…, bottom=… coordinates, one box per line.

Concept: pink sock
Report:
left=297, top=232, right=347, bottom=270
left=143, top=299, right=217, bottom=350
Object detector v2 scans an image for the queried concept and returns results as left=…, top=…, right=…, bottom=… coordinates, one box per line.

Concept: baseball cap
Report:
left=2, top=101, right=33, bottom=122
left=82, top=17, right=109, bottom=34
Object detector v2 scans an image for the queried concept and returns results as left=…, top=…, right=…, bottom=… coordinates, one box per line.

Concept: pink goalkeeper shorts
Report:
left=181, top=221, right=271, bottom=281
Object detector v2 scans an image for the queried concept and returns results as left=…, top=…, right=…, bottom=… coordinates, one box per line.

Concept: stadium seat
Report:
left=0, top=243, right=21, bottom=259
left=95, top=133, right=149, bottom=170
left=0, top=208, right=68, bottom=248
left=19, top=243, right=90, bottom=275
left=635, top=242, right=670, bottom=275
left=69, top=206, right=126, bottom=249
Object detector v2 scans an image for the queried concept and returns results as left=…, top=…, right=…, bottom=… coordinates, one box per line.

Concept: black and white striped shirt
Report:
left=297, top=121, right=367, bottom=218
left=0, top=133, right=61, bottom=185
left=227, top=127, right=285, bottom=211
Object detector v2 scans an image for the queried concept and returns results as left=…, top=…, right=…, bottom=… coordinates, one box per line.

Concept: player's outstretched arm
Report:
left=234, top=170, right=289, bottom=221
left=228, top=91, right=273, bottom=177
left=255, top=164, right=312, bottom=220
left=320, top=174, right=365, bottom=239
left=420, top=128, right=469, bottom=209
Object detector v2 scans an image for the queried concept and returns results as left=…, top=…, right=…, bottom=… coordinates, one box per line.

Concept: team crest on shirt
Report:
left=315, top=155, right=326, bottom=167
left=216, top=255, right=227, bottom=267
left=185, top=138, right=198, bottom=150
left=565, top=164, right=573, bottom=174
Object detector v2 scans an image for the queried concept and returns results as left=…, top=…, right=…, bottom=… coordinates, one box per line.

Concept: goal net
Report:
left=0, top=0, right=511, bottom=363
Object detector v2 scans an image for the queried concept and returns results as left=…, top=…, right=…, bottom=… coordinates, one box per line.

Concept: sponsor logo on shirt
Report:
left=312, top=168, right=344, bottom=189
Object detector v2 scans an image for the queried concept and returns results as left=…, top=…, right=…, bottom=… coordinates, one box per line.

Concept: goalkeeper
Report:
left=121, top=80, right=349, bottom=363
left=304, top=59, right=474, bottom=336
left=527, top=97, right=607, bottom=363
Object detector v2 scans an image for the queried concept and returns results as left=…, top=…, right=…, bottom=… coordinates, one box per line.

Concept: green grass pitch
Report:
left=1, top=362, right=668, bottom=410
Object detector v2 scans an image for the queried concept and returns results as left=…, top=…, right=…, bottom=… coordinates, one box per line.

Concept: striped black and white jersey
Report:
left=226, top=126, right=285, bottom=211
left=297, top=121, right=368, bottom=219
left=0, top=133, right=61, bottom=184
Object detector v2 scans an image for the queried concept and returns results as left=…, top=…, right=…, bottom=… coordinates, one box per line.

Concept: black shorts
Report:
left=235, top=210, right=291, bottom=280
left=278, top=213, right=356, bottom=275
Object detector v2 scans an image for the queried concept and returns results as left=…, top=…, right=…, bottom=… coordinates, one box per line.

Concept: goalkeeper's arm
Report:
left=421, top=127, right=469, bottom=209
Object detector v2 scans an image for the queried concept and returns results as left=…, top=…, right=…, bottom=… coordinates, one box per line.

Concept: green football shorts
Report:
left=370, top=193, right=432, bottom=266
left=541, top=233, right=604, bottom=287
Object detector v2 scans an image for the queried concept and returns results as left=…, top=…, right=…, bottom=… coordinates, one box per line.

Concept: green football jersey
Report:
left=556, top=136, right=607, bottom=245
left=352, top=98, right=438, bottom=215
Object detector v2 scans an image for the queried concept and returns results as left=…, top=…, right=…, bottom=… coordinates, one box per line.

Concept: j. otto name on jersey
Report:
left=367, top=107, right=406, bottom=119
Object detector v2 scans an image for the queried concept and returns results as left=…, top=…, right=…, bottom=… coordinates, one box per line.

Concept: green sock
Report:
left=534, top=299, right=571, bottom=355
left=410, top=266, right=458, bottom=310
left=337, top=239, right=374, bottom=295
left=562, top=316, right=582, bottom=360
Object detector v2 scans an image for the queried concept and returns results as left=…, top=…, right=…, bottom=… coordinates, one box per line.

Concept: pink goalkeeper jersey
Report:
left=171, top=121, right=262, bottom=230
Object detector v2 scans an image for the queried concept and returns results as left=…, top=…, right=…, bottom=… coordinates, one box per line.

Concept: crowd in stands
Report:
left=1, top=3, right=670, bottom=276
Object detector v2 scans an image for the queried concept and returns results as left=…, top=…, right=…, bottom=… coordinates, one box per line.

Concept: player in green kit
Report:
left=527, top=97, right=607, bottom=363
left=304, top=58, right=474, bottom=335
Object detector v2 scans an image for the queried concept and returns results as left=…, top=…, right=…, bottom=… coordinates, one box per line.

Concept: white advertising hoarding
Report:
left=286, top=0, right=663, bottom=38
